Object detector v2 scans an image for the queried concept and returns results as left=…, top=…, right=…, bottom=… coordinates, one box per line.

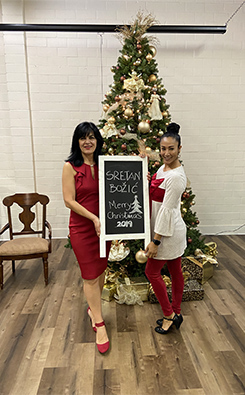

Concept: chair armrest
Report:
left=0, top=223, right=9, bottom=235
left=45, top=220, right=52, bottom=251
left=45, top=220, right=52, bottom=236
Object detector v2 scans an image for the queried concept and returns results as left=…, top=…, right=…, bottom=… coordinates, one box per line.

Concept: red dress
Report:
left=69, top=163, right=110, bottom=280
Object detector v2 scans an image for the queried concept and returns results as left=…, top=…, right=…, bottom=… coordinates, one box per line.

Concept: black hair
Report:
left=66, top=122, right=104, bottom=166
left=161, top=122, right=181, bottom=147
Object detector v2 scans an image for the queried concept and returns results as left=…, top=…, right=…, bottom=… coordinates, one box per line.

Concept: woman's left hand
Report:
left=145, top=242, right=158, bottom=258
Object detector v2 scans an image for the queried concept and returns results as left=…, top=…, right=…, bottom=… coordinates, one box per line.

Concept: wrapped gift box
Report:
left=119, top=276, right=150, bottom=302
left=182, top=256, right=214, bottom=284
left=102, top=283, right=117, bottom=301
left=149, top=279, right=204, bottom=303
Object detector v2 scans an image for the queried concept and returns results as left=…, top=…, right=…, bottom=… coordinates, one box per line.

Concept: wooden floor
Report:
left=0, top=235, right=244, bottom=395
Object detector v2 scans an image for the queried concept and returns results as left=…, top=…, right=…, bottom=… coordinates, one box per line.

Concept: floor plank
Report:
left=0, top=236, right=244, bottom=395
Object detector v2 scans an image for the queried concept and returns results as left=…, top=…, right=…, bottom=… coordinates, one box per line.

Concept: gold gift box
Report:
left=102, top=283, right=117, bottom=302
left=119, top=276, right=150, bottom=302
left=182, top=256, right=214, bottom=284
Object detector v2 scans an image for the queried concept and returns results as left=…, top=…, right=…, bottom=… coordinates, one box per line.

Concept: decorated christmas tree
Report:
left=98, top=13, right=206, bottom=277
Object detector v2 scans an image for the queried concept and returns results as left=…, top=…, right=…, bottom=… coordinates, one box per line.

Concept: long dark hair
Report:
left=66, top=122, right=104, bottom=166
left=161, top=122, right=181, bottom=147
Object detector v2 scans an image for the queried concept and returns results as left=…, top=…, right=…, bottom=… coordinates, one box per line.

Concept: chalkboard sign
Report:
left=99, top=156, right=150, bottom=257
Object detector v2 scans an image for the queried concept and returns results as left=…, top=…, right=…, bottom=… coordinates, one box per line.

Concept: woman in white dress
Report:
left=145, top=123, right=187, bottom=334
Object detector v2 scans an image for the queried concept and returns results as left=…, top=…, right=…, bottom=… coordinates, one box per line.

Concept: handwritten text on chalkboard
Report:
left=105, top=161, right=144, bottom=234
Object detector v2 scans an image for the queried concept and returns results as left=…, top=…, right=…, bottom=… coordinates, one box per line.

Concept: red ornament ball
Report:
left=120, top=76, right=125, bottom=81
left=120, top=129, right=126, bottom=135
left=121, top=143, right=127, bottom=151
left=188, top=238, right=192, bottom=243
left=196, top=220, right=199, bottom=224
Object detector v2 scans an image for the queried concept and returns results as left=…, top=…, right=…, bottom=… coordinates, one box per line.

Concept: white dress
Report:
left=150, top=164, right=187, bottom=260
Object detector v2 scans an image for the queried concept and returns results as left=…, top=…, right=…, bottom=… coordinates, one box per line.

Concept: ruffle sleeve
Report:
left=154, top=206, right=175, bottom=236
left=71, top=164, right=86, bottom=191
left=154, top=173, right=186, bottom=237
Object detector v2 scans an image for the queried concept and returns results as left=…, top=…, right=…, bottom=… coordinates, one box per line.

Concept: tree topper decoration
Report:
left=116, top=11, right=158, bottom=44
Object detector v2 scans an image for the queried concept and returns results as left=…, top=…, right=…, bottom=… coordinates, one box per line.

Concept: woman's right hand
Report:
left=93, top=216, right=101, bottom=237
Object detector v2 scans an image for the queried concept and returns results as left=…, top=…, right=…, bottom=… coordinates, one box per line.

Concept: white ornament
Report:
left=108, top=240, right=130, bottom=261
left=148, top=93, right=163, bottom=120
left=101, top=123, right=118, bottom=138
left=123, top=71, right=145, bottom=93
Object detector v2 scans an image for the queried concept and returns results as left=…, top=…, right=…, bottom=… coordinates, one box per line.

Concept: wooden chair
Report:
left=0, top=193, right=52, bottom=289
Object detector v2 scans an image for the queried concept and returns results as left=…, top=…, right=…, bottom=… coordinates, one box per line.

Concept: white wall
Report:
left=1, top=0, right=245, bottom=238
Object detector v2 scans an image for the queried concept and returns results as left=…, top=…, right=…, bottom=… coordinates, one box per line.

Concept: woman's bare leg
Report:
left=83, top=272, right=108, bottom=345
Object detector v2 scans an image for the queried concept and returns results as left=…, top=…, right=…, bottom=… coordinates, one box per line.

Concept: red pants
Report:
left=145, top=256, right=184, bottom=316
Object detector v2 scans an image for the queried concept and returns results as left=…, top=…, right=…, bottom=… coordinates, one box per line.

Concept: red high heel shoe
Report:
left=87, top=307, right=97, bottom=332
left=95, top=321, right=110, bottom=354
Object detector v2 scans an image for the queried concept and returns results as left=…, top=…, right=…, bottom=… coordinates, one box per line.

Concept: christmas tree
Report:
left=98, top=13, right=206, bottom=277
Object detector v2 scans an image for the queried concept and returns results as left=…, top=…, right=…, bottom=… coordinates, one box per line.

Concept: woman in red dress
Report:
left=62, top=122, right=110, bottom=353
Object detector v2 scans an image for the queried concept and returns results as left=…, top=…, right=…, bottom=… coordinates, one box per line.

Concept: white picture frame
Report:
left=99, top=155, right=150, bottom=257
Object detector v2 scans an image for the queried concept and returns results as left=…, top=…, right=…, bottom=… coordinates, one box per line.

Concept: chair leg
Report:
left=43, top=257, right=48, bottom=286
left=0, top=261, right=3, bottom=289
left=12, top=260, right=15, bottom=273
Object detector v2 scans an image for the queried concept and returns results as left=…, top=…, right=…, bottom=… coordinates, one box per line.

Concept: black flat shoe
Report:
left=156, top=314, right=183, bottom=331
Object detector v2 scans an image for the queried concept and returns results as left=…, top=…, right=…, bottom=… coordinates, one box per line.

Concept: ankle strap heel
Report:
left=95, top=321, right=105, bottom=328
left=95, top=321, right=109, bottom=354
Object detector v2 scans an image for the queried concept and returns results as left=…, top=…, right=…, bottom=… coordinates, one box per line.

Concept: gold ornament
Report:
left=158, top=130, right=164, bottom=136
left=108, top=148, right=114, bottom=154
left=103, top=104, right=110, bottom=112
left=138, top=121, right=150, bottom=134
left=108, top=116, right=115, bottom=123
left=146, top=53, right=153, bottom=62
left=135, top=249, right=148, bottom=264
left=162, top=111, right=168, bottom=117
left=124, top=108, right=133, bottom=117
left=149, top=74, right=157, bottom=83
left=123, top=54, right=130, bottom=61
left=145, top=146, right=152, bottom=153
left=149, top=45, right=157, bottom=57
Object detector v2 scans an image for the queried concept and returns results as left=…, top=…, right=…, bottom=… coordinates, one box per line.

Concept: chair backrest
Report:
left=3, top=193, right=50, bottom=240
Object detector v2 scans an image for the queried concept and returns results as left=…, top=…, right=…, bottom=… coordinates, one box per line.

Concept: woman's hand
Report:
left=145, top=242, right=158, bottom=258
left=93, top=216, right=101, bottom=237
left=147, top=171, right=151, bottom=183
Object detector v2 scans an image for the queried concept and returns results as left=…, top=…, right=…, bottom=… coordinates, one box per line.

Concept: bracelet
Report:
left=152, top=238, right=161, bottom=246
